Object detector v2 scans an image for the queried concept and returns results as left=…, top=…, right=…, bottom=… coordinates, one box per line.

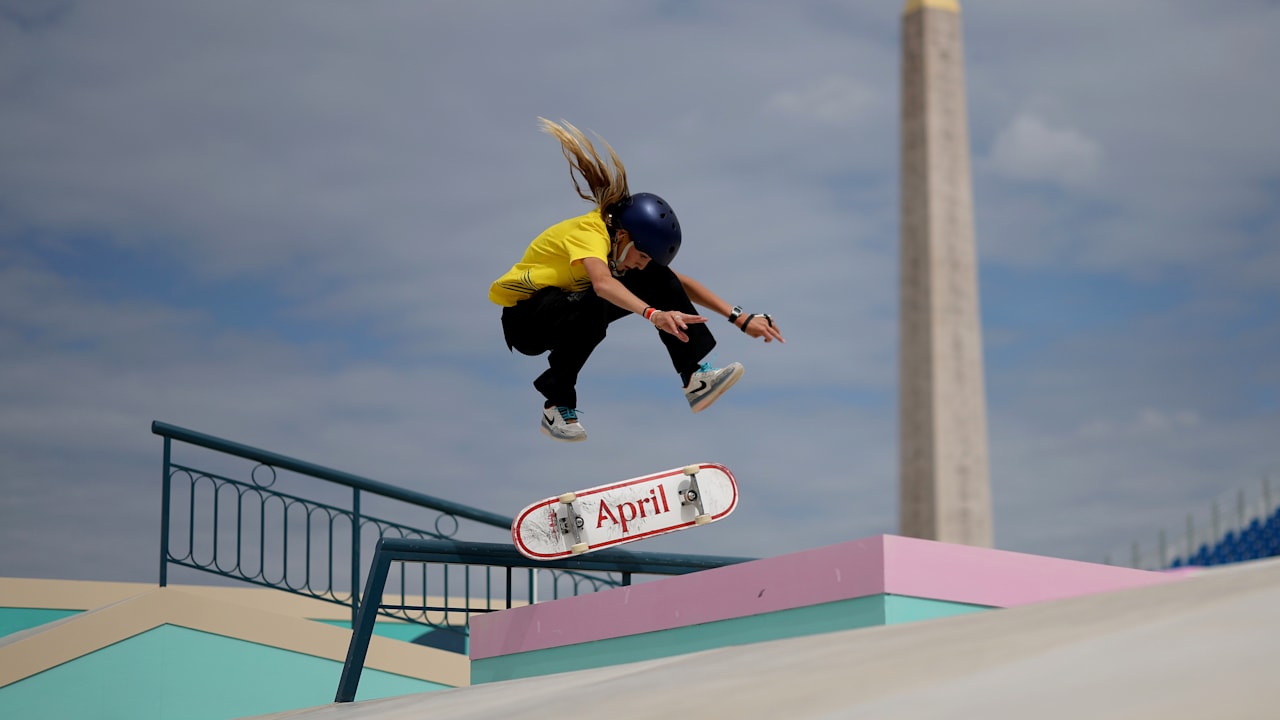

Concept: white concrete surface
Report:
left=249, top=557, right=1280, bottom=719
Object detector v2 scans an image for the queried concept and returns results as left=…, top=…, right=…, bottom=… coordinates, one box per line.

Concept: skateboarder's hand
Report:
left=740, top=313, right=785, bottom=344
left=650, top=310, right=707, bottom=343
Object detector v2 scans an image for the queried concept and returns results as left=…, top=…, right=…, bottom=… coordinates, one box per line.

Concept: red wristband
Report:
left=643, top=307, right=657, bottom=320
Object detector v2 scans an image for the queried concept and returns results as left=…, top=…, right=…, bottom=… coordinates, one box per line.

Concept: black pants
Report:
left=501, top=263, right=715, bottom=408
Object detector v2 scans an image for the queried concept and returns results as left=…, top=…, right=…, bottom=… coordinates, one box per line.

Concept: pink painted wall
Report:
left=470, top=535, right=1181, bottom=660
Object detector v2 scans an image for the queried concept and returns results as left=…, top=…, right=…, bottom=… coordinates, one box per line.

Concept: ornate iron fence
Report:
left=153, top=421, right=631, bottom=628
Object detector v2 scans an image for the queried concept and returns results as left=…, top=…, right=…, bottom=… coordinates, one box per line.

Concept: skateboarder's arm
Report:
left=580, top=257, right=706, bottom=343
left=675, top=271, right=786, bottom=344
left=580, top=257, right=648, bottom=316
left=674, top=271, right=734, bottom=318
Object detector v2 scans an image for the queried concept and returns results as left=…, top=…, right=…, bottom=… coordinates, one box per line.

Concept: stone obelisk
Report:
left=898, top=0, right=993, bottom=546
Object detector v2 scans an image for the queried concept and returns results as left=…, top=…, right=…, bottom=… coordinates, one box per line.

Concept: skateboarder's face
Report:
left=619, top=251, right=651, bottom=271
left=614, top=229, right=652, bottom=271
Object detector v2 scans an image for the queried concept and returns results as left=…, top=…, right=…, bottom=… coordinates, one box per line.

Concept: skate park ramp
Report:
left=251, top=555, right=1280, bottom=720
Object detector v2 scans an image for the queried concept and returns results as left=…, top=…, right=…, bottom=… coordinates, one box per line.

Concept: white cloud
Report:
left=987, top=113, right=1103, bottom=187
left=766, top=75, right=879, bottom=127
left=1077, top=409, right=1201, bottom=438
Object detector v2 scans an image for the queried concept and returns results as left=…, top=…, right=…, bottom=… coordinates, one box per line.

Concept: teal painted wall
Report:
left=312, top=619, right=469, bottom=654
left=472, top=594, right=993, bottom=684
left=0, top=624, right=449, bottom=720
left=0, top=608, right=82, bottom=638
left=311, top=618, right=428, bottom=643
left=883, top=595, right=988, bottom=624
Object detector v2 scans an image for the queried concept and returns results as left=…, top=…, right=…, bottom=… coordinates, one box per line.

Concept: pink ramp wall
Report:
left=470, top=534, right=1180, bottom=660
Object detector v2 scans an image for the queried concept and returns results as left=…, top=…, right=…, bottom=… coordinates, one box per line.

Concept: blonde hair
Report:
left=538, top=117, right=631, bottom=214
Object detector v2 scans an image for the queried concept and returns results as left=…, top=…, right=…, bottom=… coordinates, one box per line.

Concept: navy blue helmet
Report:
left=613, top=193, right=681, bottom=266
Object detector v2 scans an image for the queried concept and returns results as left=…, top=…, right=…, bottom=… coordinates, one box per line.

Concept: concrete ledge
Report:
left=470, top=534, right=1180, bottom=660
left=0, top=577, right=479, bottom=623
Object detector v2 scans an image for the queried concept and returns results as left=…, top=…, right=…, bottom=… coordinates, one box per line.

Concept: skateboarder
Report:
left=490, top=118, right=784, bottom=442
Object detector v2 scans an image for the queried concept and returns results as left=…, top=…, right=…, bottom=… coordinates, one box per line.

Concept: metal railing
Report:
left=153, top=421, right=628, bottom=625
left=154, top=418, right=752, bottom=661
left=335, top=538, right=750, bottom=702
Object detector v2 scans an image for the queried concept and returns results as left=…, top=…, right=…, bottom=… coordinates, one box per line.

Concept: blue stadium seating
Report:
left=1168, top=510, right=1280, bottom=568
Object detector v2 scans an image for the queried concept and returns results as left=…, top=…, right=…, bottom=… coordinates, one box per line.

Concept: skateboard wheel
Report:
left=682, top=465, right=700, bottom=476
left=558, top=492, right=577, bottom=504
left=694, top=514, right=711, bottom=526
left=570, top=543, right=589, bottom=555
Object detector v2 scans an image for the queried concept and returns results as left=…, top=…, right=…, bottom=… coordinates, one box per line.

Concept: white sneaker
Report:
left=684, top=362, right=744, bottom=413
left=541, top=406, right=586, bottom=442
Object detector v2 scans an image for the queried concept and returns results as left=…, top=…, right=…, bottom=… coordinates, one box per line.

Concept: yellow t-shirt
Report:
left=489, top=210, right=610, bottom=307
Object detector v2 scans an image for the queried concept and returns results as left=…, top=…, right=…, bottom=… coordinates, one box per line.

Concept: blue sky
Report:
left=1, top=0, right=1278, bottom=582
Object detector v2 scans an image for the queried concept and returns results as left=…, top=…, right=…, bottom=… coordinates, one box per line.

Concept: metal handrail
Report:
left=335, top=537, right=751, bottom=702
left=154, top=421, right=541, bottom=625
left=152, top=421, right=511, bottom=527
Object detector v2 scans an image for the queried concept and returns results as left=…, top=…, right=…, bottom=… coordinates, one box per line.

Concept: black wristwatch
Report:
left=727, top=306, right=744, bottom=324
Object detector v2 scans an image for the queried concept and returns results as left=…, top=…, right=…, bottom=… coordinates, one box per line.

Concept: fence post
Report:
left=159, top=436, right=172, bottom=587
left=351, top=488, right=362, bottom=626
left=1186, top=514, right=1194, bottom=559
left=336, top=538, right=392, bottom=703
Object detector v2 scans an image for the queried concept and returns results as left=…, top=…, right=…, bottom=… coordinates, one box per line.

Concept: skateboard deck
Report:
left=512, top=463, right=738, bottom=560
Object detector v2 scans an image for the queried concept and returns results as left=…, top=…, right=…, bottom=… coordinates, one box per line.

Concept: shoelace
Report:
left=555, top=407, right=581, bottom=422
left=697, top=349, right=731, bottom=374
left=686, top=362, right=717, bottom=392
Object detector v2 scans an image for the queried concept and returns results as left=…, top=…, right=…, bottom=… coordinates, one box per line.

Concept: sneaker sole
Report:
left=541, top=422, right=587, bottom=442
left=688, top=365, right=744, bottom=414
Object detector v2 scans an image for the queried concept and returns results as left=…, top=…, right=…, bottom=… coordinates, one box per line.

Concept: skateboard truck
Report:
left=557, top=493, right=589, bottom=554
left=681, top=466, right=712, bottom=525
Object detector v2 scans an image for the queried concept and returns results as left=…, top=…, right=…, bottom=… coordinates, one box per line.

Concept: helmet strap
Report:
left=610, top=237, right=634, bottom=277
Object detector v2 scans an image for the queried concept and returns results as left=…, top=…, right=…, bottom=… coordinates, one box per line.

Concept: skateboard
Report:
left=511, top=463, right=738, bottom=560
